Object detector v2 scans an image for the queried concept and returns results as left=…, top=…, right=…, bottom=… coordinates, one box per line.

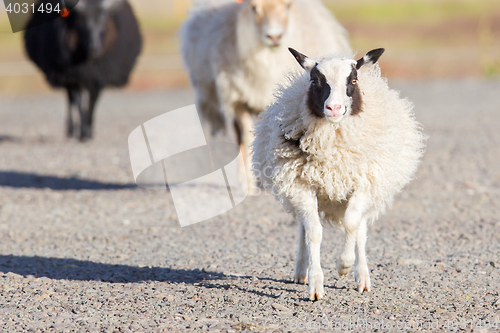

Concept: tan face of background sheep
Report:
left=243, top=0, right=293, bottom=48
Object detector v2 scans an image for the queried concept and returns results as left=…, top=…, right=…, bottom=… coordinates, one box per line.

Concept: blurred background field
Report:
left=0, top=0, right=499, bottom=94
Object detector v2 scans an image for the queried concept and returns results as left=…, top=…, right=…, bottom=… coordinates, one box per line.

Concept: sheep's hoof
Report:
left=79, top=131, right=93, bottom=142
left=308, top=285, right=324, bottom=301
left=293, top=274, right=307, bottom=284
left=337, top=257, right=354, bottom=277
left=79, top=126, right=93, bottom=142
left=355, top=268, right=371, bottom=294
left=308, top=275, right=324, bottom=301
left=336, top=259, right=353, bottom=277
left=247, top=186, right=260, bottom=196
left=357, top=283, right=371, bottom=294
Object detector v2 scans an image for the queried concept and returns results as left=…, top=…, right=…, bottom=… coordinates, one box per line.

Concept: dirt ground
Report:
left=0, top=78, right=499, bottom=332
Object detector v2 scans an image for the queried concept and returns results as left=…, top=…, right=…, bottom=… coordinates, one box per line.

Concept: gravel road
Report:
left=0, top=80, right=499, bottom=332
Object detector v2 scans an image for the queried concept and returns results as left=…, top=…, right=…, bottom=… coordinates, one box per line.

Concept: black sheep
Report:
left=24, top=0, right=142, bottom=140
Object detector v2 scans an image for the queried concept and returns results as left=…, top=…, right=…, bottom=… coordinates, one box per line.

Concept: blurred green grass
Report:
left=0, top=0, right=499, bottom=94
left=329, top=0, right=500, bottom=78
left=331, top=0, right=498, bottom=25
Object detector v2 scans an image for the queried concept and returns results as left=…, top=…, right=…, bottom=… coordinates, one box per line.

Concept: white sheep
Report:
left=181, top=0, right=351, bottom=192
left=252, top=48, right=426, bottom=300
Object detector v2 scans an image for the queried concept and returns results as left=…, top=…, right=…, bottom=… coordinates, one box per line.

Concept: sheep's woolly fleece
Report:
left=252, top=63, right=427, bottom=224
left=181, top=0, right=351, bottom=133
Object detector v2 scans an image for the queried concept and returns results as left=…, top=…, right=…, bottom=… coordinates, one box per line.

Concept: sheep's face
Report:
left=244, top=0, right=293, bottom=48
left=76, top=0, right=123, bottom=58
left=289, top=48, right=385, bottom=124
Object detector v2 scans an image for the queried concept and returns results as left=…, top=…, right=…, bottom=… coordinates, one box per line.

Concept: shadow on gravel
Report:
left=0, top=135, right=20, bottom=143
left=0, top=255, right=302, bottom=298
left=0, top=171, right=136, bottom=190
left=0, top=255, right=225, bottom=283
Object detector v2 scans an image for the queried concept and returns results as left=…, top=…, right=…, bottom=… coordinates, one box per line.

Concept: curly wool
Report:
left=252, top=65, right=426, bottom=224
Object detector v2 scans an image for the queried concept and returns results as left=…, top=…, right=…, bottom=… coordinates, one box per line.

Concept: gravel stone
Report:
left=1, top=81, right=500, bottom=331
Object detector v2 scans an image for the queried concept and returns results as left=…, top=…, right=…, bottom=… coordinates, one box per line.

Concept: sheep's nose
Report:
left=325, top=104, right=343, bottom=117
left=267, top=34, right=283, bottom=46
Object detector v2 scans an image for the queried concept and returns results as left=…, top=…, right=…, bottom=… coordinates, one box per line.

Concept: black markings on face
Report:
left=346, top=66, right=363, bottom=116
left=306, top=66, right=331, bottom=118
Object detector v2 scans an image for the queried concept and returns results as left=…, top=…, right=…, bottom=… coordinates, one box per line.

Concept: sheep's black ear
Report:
left=356, top=48, right=385, bottom=70
left=288, top=48, right=317, bottom=72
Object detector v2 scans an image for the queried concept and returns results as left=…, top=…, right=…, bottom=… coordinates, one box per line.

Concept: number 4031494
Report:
left=6, top=2, right=61, bottom=14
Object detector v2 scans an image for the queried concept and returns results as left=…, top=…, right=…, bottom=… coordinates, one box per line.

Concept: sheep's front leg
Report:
left=293, top=190, right=324, bottom=301
left=337, top=193, right=368, bottom=278
left=293, top=220, right=308, bottom=284
left=355, top=218, right=371, bottom=293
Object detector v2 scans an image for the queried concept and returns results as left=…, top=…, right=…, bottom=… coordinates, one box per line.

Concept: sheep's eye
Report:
left=251, top=5, right=257, bottom=13
left=351, top=79, right=357, bottom=85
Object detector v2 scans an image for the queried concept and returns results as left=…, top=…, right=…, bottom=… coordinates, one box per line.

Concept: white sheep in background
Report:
left=181, top=0, right=351, bottom=192
left=252, top=48, right=426, bottom=300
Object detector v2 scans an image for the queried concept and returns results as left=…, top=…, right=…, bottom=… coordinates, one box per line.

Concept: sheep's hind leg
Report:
left=66, top=89, right=80, bottom=138
left=354, top=218, right=371, bottom=293
left=293, top=220, right=308, bottom=284
left=292, top=189, right=324, bottom=301
left=196, top=84, right=224, bottom=136
left=337, top=193, right=368, bottom=278
left=235, top=108, right=258, bottom=195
